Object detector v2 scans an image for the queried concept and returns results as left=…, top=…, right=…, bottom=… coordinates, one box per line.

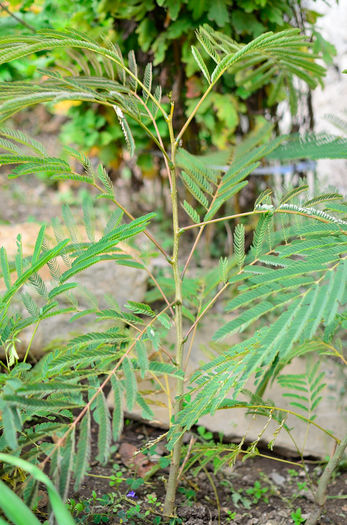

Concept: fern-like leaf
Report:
left=110, top=375, right=124, bottom=440
left=135, top=340, right=149, bottom=379
left=95, top=390, right=111, bottom=465
left=191, top=45, right=210, bottom=83
left=143, top=63, right=152, bottom=103
left=233, top=224, right=245, bottom=270
left=58, top=429, right=75, bottom=500
left=182, top=201, right=201, bottom=223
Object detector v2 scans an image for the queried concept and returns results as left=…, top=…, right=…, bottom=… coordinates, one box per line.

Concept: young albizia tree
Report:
left=0, top=24, right=346, bottom=525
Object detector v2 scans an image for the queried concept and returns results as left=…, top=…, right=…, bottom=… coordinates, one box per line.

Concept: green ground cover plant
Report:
left=0, top=21, right=346, bottom=525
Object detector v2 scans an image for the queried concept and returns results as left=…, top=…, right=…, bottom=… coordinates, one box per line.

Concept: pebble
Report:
left=269, top=471, right=286, bottom=486
left=278, top=510, right=288, bottom=517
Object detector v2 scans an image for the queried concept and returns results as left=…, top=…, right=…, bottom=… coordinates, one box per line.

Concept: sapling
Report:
left=0, top=25, right=346, bottom=524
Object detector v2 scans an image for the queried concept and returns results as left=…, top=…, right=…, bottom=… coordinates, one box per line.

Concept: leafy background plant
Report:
left=0, top=0, right=337, bottom=175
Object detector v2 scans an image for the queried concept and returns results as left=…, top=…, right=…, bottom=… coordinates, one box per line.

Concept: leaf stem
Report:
left=184, top=282, right=230, bottom=340
left=132, top=92, right=172, bottom=189
left=219, top=403, right=339, bottom=442
left=176, top=82, right=215, bottom=146
left=23, top=320, right=40, bottom=363
left=180, top=210, right=264, bottom=232
left=0, top=2, right=36, bottom=32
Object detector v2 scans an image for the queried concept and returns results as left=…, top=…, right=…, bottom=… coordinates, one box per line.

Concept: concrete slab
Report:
left=116, top=319, right=346, bottom=458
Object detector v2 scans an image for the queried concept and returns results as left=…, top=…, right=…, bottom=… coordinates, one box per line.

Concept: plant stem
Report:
left=306, top=433, right=347, bottom=525
left=93, top=181, right=170, bottom=261
left=180, top=207, right=345, bottom=234
left=163, top=108, right=185, bottom=517
left=184, top=281, right=230, bottom=340
left=23, top=320, right=40, bottom=363
left=0, top=2, right=36, bottom=32
left=176, top=81, right=215, bottom=146
left=180, top=210, right=264, bottom=232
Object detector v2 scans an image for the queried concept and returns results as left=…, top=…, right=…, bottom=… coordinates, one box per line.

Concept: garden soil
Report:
left=69, top=420, right=347, bottom=525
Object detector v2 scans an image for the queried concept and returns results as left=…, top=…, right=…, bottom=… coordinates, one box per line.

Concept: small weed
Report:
left=126, top=477, right=145, bottom=490
left=291, top=507, right=306, bottom=524
left=225, top=509, right=237, bottom=521
left=109, top=471, right=125, bottom=487
left=246, top=480, right=269, bottom=504
left=146, top=493, right=161, bottom=508
left=177, top=485, right=196, bottom=505
left=197, top=426, right=214, bottom=442
left=221, top=480, right=252, bottom=509
left=296, top=481, right=308, bottom=493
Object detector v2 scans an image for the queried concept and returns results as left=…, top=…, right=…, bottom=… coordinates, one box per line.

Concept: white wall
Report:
left=312, top=0, right=347, bottom=192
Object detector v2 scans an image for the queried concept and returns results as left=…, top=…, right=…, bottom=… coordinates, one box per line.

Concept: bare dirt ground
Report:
left=68, top=420, right=347, bottom=525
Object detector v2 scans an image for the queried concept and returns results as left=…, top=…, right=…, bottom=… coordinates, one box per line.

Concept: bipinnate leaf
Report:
left=96, top=163, right=113, bottom=195
left=32, top=225, right=46, bottom=264
left=0, top=402, right=18, bottom=450
left=304, top=193, right=342, bottom=207
left=0, top=247, right=11, bottom=290
left=143, top=63, right=152, bottom=103
left=136, top=393, right=154, bottom=420
left=254, top=188, right=272, bottom=208
left=126, top=301, right=155, bottom=317
left=181, top=171, right=209, bottom=209
left=128, top=50, right=138, bottom=91
left=218, top=257, right=228, bottom=283
left=250, top=213, right=272, bottom=258
left=74, top=410, right=91, bottom=490
left=279, top=184, right=309, bottom=206
left=114, top=105, right=135, bottom=157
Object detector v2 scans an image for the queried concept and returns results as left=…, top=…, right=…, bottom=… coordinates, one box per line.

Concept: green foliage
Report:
left=291, top=507, right=306, bottom=524
left=278, top=362, right=326, bottom=421
left=0, top=20, right=346, bottom=525
left=0, top=0, right=336, bottom=171
left=0, top=453, right=75, bottom=525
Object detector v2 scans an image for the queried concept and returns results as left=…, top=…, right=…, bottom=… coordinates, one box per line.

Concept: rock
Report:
left=312, top=0, right=347, bottom=193
left=269, top=472, right=286, bottom=487
left=118, top=442, right=154, bottom=477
